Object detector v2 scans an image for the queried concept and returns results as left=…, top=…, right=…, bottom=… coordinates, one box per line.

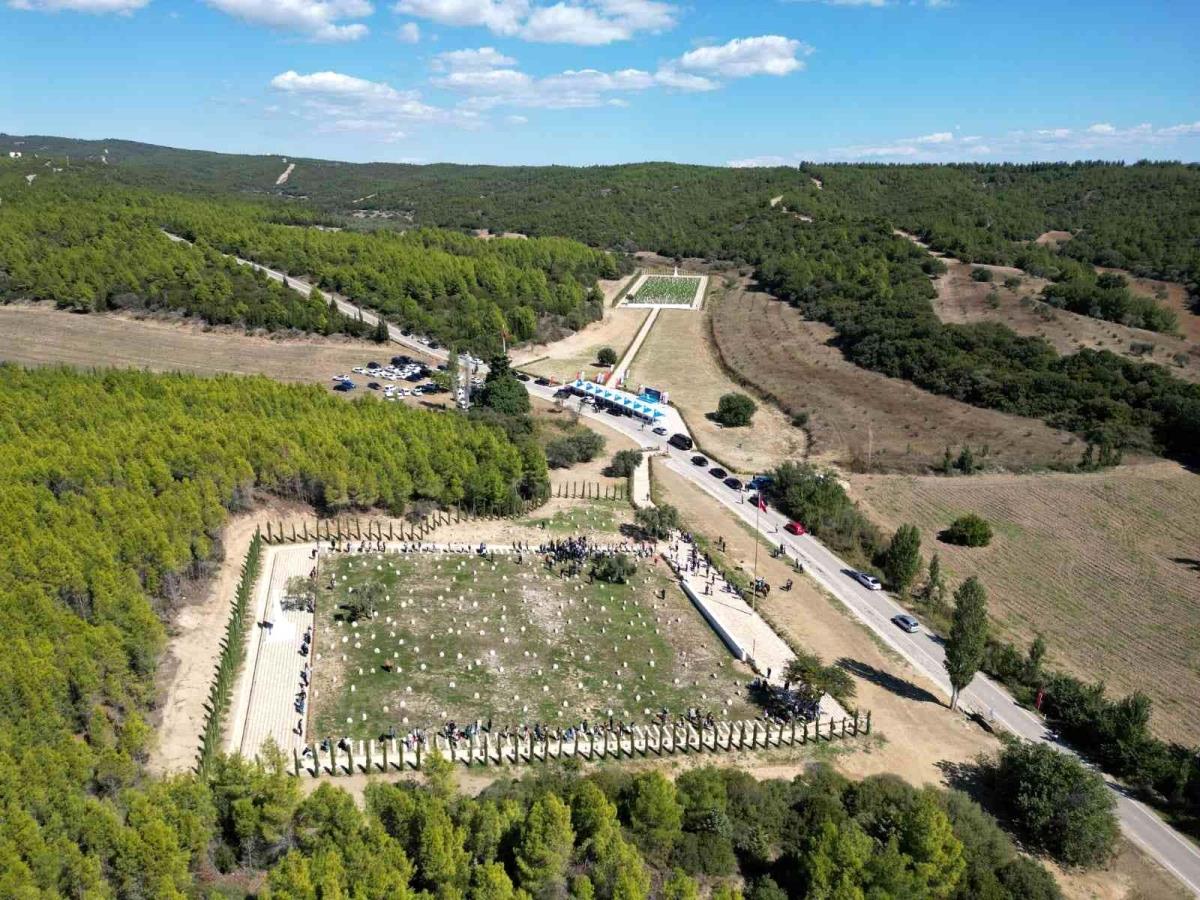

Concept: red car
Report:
left=784, top=521, right=807, bottom=536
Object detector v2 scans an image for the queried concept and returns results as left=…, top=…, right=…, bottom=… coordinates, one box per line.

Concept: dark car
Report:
left=724, top=477, right=743, bottom=490
left=334, top=380, right=355, bottom=392
left=535, top=377, right=552, bottom=386
left=709, top=467, right=727, bottom=479
left=400, top=329, right=412, bottom=336
left=406, top=372, right=424, bottom=382
left=516, top=372, right=531, bottom=382
left=428, top=341, right=440, bottom=350
left=367, top=361, right=381, bottom=369
left=668, top=433, right=694, bottom=451
left=367, top=381, right=381, bottom=390
left=391, top=355, right=411, bottom=366
left=691, top=454, right=708, bottom=466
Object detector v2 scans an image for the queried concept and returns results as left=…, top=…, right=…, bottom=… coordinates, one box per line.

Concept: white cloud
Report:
left=1158, top=121, right=1200, bottom=136
left=270, top=69, right=457, bottom=140
left=727, top=155, right=792, bottom=168
left=206, top=0, right=373, bottom=41
left=392, top=0, right=528, bottom=33
left=393, top=0, right=676, bottom=43
left=521, top=3, right=629, bottom=44
left=1087, top=122, right=1116, bottom=135
left=653, top=67, right=719, bottom=92
left=434, top=46, right=516, bottom=70
left=916, top=131, right=953, bottom=144
left=9, top=0, right=147, bottom=11
left=679, top=35, right=811, bottom=78
left=505, top=114, right=528, bottom=124
left=397, top=20, right=420, bottom=40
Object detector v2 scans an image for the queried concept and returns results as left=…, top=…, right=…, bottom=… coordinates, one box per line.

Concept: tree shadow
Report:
left=835, top=657, right=942, bottom=704
left=935, top=757, right=992, bottom=801
left=1170, top=556, right=1200, bottom=572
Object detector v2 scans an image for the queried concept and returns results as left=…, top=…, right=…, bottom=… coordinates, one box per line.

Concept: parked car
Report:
left=709, top=467, right=727, bottom=479
left=892, top=614, right=920, bottom=633
left=535, top=377, right=552, bottom=386
left=367, top=381, right=381, bottom=390
left=784, top=520, right=806, bottom=536
left=367, top=361, right=381, bottom=369
left=653, top=426, right=668, bottom=436
left=668, top=433, right=694, bottom=451
left=691, top=455, right=708, bottom=467
left=515, top=373, right=531, bottom=382
left=334, top=380, right=355, bottom=392
left=852, top=571, right=883, bottom=591
left=392, top=355, right=411, bottom=366
left=723, top=477, right=743, bottom=490
left=428, top=341, right=440, bottom=350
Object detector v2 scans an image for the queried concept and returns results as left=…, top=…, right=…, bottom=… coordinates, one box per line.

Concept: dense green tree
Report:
left=880, top=524, right=923, bottom=596
left=633, top=504, right=680, bottom=540
left=944, top=578, right=989, bottom=710
left=606, top=449, right=642, bottom=478
left=994, top=741, right=1118, bottom=868
left=514, top=794, right=574, bottom=896
left=621, top=772, right=683, bottom=860
left=597, top=347, right=618, bottom=366
left=943, top=514, right=993, bottom=547
left=714, top=392, right=757, bottom=428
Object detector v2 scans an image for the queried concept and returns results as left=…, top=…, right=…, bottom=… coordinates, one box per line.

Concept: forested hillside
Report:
left=0, top=164, right=616, bottom=352
left=0, top=364, right=544, bottom=897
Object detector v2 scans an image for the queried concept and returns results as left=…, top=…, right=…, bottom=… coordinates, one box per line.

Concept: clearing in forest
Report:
left=308, top=553, right=756, bottom=740
left=709, top=284, right=1078, bottom=472
left=849, top=462, right=1200, bottom=745
left=930, top=261, right=1200, bottom=383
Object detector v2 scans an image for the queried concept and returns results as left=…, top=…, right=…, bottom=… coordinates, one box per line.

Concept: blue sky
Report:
left=2, top=0, right=1197, bottom=165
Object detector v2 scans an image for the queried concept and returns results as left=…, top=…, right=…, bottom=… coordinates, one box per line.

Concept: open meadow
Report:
left=308, top=552, right=757, bottom=740
left=710, top=283, right=1081, bottom=472
left=849, top=463, right=1200, bottom=744
left=624, top=282, right=805, bottom=473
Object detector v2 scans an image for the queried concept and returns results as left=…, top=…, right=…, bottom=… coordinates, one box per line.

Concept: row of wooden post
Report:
left=554, top=482, right=627, bottom=501
left=292, top=713, right=871, bottom=778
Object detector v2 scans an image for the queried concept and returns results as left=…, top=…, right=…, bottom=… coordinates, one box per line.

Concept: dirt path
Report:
left=149, top=498, right=309, bottom=775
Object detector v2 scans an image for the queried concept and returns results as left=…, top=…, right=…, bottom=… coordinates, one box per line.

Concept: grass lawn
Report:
left=309, top=553, right=756, bottom=740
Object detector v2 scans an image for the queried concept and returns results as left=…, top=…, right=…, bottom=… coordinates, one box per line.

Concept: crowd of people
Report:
left=749, top=677, right=820, bottom=724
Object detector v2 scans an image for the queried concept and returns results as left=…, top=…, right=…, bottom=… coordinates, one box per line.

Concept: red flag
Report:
left=757, top=495, right=767, bottom=512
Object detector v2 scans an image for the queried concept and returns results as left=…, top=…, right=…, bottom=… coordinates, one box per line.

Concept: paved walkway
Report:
left=611, top=306, right=659, bottom=385
left=662, top=540, right=847, bottom=722
left=227, top=543, right=316, bottom=758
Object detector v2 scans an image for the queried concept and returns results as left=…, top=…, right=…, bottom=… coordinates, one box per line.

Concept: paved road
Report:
left=178, top=234, right=1200, bottom=893
left=524, top=384, right=1200, bottom=896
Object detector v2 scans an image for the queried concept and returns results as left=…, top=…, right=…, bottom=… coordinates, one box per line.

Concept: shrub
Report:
left=545, top=430, right=607, bottom=469
left=992, top=741, right=1118, bottom=868
left=592, top=553, right=636, bottom=584
left=713, top=393, right=756, bottom=427
left=635, top=504, right=681, bottom=540
left=607, top=449, right=642, bottom=478
left=597, top=347, right=618, bottom=366
left=971, top=267, right=994, bottom=282
left=941, top=514, right=993, bottom=547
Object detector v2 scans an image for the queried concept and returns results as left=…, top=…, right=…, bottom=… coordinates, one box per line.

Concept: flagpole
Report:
left=752, top=497, right=760, bottom=607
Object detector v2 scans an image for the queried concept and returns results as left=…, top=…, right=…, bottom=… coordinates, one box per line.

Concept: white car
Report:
left=852, top=571, right=883, bottom=591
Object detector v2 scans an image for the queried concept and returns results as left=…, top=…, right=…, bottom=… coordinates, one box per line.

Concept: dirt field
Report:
left=848, top=462, right=1200, bottom=744
left=623, top=279, right=806, bottom=474
left=931, top=261, right=1200, bottom=382
left=518, top=308, right=649, bottom=384
left=710, top=285, right=1080, bottom=472
left=1035, top=229, right=1074, bottom=247
left=0, top=304, right=416, bottom=384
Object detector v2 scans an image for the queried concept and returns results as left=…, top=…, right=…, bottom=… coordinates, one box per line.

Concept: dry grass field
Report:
left=518, top=307, right=649, bottom=384
left=931, top=261, right=1200, bottom=382
left=710, top=285, right=1080, bottom=472
left=623, top=280, right=806, bottom=473
left=1099, top=267, right=1200, bottom=344
left=0, top=303, right=418, bottom=385
left=848, top=463, right=1200, bottom=744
